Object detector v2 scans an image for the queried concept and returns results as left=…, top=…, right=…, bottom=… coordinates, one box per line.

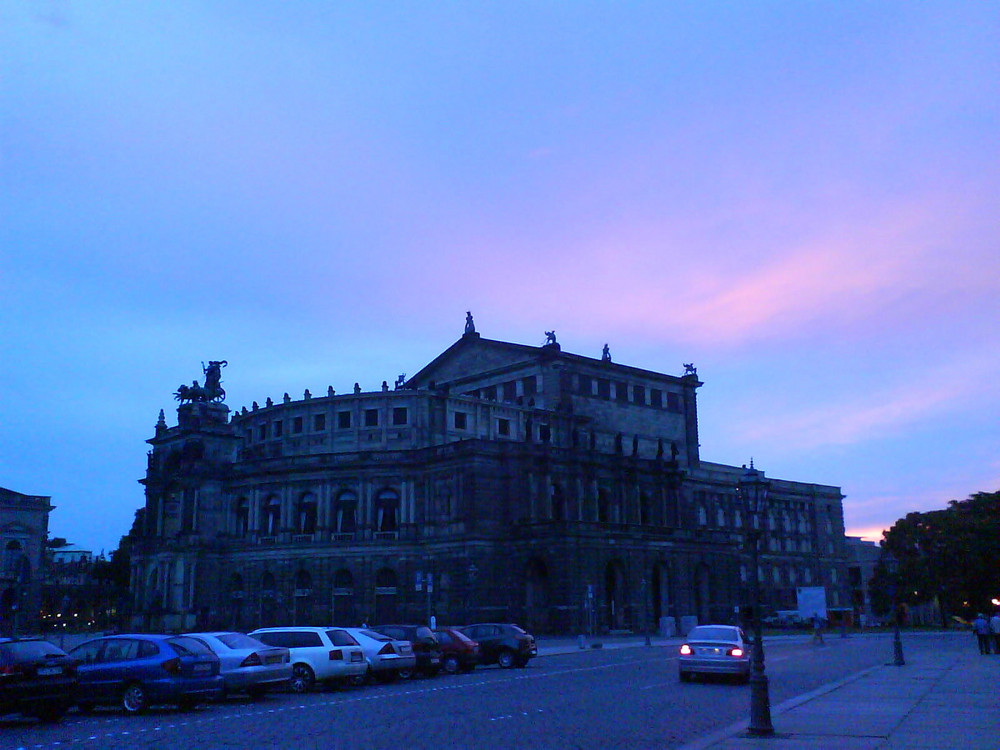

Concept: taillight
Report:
left=240, top=652, right=263, bottom=667
left=161, top=657, right=181, bottom=674
left=329, top=649, right=343, bottom=661
left=377, top=643, right=395, bottom=656
left=729, top=648, right=744, bottom=658
left=679, top=644, right=692, bottom=655
left=0, top=664, right=25, bottom=676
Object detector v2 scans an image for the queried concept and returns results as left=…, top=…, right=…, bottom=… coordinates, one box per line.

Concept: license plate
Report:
left=429, top=657, right=440, bottom=664
left=265, top=655, right=283, bottom=664
left=37, top=666, right=62, bottom=676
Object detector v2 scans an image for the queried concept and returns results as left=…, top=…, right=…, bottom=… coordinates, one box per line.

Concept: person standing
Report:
left=990, top=611, right=1000, bottom=655
left=811, top=613, right=825, bottom=645
left=972, top=613, right=991, bottom=655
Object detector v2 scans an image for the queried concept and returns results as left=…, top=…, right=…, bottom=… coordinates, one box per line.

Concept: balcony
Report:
left=373, top=531, right=398, bottom=541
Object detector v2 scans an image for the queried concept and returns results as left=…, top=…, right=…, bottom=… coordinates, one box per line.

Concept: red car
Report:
left=433, top=628, right=480, bottom=673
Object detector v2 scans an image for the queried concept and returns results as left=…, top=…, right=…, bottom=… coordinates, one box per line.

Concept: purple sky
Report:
left=2, top=2, right=998, bottom=555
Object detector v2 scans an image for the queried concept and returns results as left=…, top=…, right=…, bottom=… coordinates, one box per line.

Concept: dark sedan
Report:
left=370, top=625, right=442, bottom=678
left=0, top=638, right=78, bottom=722
left=460, top=623, right=536, bottom=668
left=69, top=634, right=224, bottom=714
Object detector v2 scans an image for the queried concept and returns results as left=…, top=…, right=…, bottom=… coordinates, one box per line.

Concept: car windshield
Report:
left=687, top=627, right=738, bottom=642
left=217, top=633, right=265, bottom=650
left=359, top=630, right=392, bottom=641
left=0, top=640, right=66, bottom=662
left=168, top=636, right=215, bottom=656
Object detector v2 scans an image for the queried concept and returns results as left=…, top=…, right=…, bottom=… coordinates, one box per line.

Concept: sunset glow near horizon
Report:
left=2, top=2, right=998, bottom=554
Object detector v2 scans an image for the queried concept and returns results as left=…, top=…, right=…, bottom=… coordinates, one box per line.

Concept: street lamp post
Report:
left=883, top=552, right=905, bottom=666
left=739, top=461, right=774, bottom=737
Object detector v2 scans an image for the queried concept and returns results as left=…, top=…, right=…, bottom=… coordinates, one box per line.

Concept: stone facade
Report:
left=131, top=327, right=848, bottom=634
left=0, top=486, right=53, bottom=635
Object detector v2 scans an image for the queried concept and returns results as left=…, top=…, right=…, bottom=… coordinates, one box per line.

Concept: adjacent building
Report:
left=131, top=320, right=848, bottom=635
left=0, top=486, right=53, bottom=635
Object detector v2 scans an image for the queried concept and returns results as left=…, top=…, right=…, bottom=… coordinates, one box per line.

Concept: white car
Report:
left=342, top=628, right=417, bottom=684
left=248, top=627, right=367, bottom=692
left=184, top=631, right=291, bottom=699
left=678, top=624, right=751, bottom=683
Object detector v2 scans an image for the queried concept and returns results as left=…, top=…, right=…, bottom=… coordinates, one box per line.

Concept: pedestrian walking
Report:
left=972, top=613, right=991, bottom=655
left=811, top=613, right=825, bottom=645
left=990, top=611, right=1000, bottom=655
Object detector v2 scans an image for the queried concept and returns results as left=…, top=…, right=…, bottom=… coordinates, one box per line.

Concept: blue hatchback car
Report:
left=68, top=634, right=224, bottom=714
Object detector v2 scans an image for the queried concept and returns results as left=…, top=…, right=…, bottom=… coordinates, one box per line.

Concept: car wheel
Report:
left=397, top=667, right=414, bottom=680
left=442, top=655, right=461, bottom=674
left=121, top=682, right=147, bottom=714
left=290, top=663, right=316, bottom=693
left=347, top=670, right=369, bottom=688
left=497, top=649, right=517, bottom=669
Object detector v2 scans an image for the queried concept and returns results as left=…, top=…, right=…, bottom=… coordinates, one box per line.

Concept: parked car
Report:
left=370, top=625, right=441, bottom=678
left=678, top=624, right=750, bottom=683
left=184, top=632, right=291, bottom=699
left=248, top=627, right=367, bottom=692
left=0, top=638, right=78, bottom=722
left=68, top=634, right=224, bottom=714
left=341, top=628, right=417, bottom=684
left=460, top=623, right=536, bottom=668
left=432, top=627, right=480, bottom=674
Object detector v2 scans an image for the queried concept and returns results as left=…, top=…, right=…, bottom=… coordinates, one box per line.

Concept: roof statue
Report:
left=544, top=330, right=557, bottom=346
left=465, top=311, right=476, bottom=334
left=174, top=360, right=227, bottom=403
left=683, top=362, right=697, bottom=376
left=602, top=343, right=611, bottom=362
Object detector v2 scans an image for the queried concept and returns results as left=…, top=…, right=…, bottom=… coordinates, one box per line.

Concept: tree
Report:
left=874, top=490, right=1000, bottom=622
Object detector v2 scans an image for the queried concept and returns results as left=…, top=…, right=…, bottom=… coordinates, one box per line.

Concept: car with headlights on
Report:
left=68, top=634, right=224, bottom=714
left=678, top=624, right=750, bottom=683
left=248, top=626, right=367, bottom=692
left=342, top=628, right=416, bottom=684
left=184, top=632, right=291, bottom=699
left=0, top=638, right=78, bottom=722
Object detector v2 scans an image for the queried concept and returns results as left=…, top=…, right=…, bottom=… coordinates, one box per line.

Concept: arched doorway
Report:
left=605, top=559, right=628, bottom=631
left=694, top=563, right=711, bottom=624
left=227, top=573, right=245, bottom=629
left=332, top=569, right=355, bottom=625
left=259, top=571, right=278, bottom=627
left=293, top=570, right=313, bottom=625
left=374, top=568, right=397, bottom=624
left=651, top=562, right=674, bottom=635
left=525, top=558, right=549, bottom=632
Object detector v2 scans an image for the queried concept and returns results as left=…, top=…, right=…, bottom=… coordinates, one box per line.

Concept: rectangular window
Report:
left=258, top=424, right=266, bottom=441
left=274, top=420, right=283, bottom=438
left=392, top=407, right=408, bottom=426
left=597, top=378, right=610, bottom=399
left=244, top=429, right=253, bottom=443
left=667, top=392, right=681, bottom=412
left=633, top=385, right=645, bottom=405
left=522, top=376, right=537, bottom=397
left=313, top=413, right=326, bottom=431
left=365, top=409, right=379, bottom=427
left=578, top=374, right=591, bottom=395
left=497, top=418, right=510, bottom=436
left=502, top=381, right=516, bottom=401
left=483, top=385, right=496, bottom=401
left=292, top=416, right=303, bottom=434
left=650, top=389, right=663, bottom=408
left=454, top=412, right=467, bottom=430
left=338, top=411, right=351, bottom=429
left=615, top=381, right=629, bottom=402
left=539, top=424, right=551, bottom=442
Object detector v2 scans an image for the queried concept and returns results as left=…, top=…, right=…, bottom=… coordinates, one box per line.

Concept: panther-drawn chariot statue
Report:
left=174, top=360, right=227, bottom=403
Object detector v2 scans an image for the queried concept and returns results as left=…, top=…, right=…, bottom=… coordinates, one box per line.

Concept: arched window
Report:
left=3, top=541, right=22, bottom=575
left=597, top=489, right=610, bottom=523
left=375, top=489, right=399, bottom=533
left=716, top=508, right=726, bottom=527
left=697, top=506, right=707, bottom=526
left=234, top=497, right=249, bottom=536
left=551, top=484, right=565, bottom=521
left=297, top=493, right=317, bottom=535
left=335, top=491, right=358, bottom=534
left=262, top=495, right=281, bottom=536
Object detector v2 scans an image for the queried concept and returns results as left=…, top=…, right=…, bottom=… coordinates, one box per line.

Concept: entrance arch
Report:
left=374, top=568, right=397, bottom=624
left=605, top=559, right=628, bottom=631
left=524, top=558, right=549, bottom=632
